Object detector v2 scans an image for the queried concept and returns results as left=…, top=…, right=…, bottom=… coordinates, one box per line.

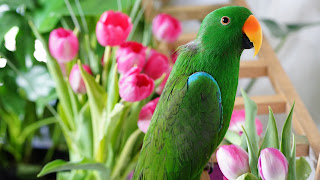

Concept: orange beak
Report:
left=242, top=15, right=262, bottom=56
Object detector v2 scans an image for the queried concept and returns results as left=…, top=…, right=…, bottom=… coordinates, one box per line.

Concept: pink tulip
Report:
left=69, top=64, right=92, bottom=94
left=116, top=41, right=146, bottom=74
left=138, top=97, right=160, bottom=133
left=152, top=13, right=182, bottom=43
left=96, top=11, right=133, bottom=46
left=258, top=148, right=288, bottom=180
left=119, top=67, right=154, bottom=102
left=216, top=145, right=250, bottom=180
left=229, top=109, right=263, bottom=136
left=155, top=66, right=172, bottom=95
left=144, top=50, right=169, bottom=80
left=49, top=28, right=79, bottom=62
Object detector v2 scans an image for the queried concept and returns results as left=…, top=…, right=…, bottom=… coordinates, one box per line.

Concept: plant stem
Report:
left=64, top=0, right=81, bottom=32
left=74, top=0, right=89, bottom=33
left=102, top=46, right=112, bottom=89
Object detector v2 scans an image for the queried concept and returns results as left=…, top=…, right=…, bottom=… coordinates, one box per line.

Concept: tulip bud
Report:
left=229, top=109, right=263, bottom=136
left=69, top=64, right=92, bottom=94
left=119, top=67, right=154, bottom=102
left=258, top=148, right=288, bottom=180
left=144, top=50, right=169, bottom=80
left=49, top=28, right=79, bottom=62
left=96, top=11, right=133, bottom=46
left=216, top=145, right=250, bottom=180
left=138, top=97, right=160, bottom=133
left=116, top=41, right=146, bottom=74
left=152, top=13, right=182, bottom=43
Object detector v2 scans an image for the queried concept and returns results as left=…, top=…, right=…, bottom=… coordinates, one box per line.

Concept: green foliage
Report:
left=37, top=159, right=109, bottom=179
left=259, top=107, right=279, bottom=151
left=236, top=92, right=311, bottom=180
left=296, top=157, right=312, bottom=179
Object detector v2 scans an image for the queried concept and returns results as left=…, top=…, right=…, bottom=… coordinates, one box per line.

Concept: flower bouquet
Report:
left=25, top=1, right=183, bottom=179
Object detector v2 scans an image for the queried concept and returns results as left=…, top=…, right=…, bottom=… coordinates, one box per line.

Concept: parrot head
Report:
left=198, top=6, right=262, bottom=56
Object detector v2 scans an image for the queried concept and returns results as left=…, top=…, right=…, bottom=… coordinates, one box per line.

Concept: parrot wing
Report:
left=134, top=69, right=223, bottom=179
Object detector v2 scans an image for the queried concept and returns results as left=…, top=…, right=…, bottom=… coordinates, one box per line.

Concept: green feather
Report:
left=133, top=6, right=253, bottom=179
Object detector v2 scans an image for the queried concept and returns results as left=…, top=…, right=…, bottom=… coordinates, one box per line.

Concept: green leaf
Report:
left=236, top=173, right=258, bottom=180
left=77, top=103, right=93, bottom=158
left=1, top=0, right=35, bottom=9
left=260, top=107, right=279, bottom=152
left=52, top=0, right=137, bottom=16
left=31, top=0, right=64, bottom=33
left=19, top=117, right=56, bottom=144
left=37, top=159, right=109, bottom=179
left=111, top=129, right=143, bottom=179
left=296, top=157, right=311, bottom=180
left=261, top=19, right=287, bottom=38
left=280, top=103, right=295, bottom=160
left=242, top=127, right=258, bottom=177
left=240, top=90, right=259, bottom=154
left=288, top=134, right=296, bottom=180
left=78, top=61, right=107, bottom=154
left=286, top=22, right=320, bottom=33
left=16, top=66, right=55, bottom=101
left=225, top=130, right=242, bottom=146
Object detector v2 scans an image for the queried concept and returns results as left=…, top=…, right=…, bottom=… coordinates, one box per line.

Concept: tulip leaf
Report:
left=296, top=157, right=311, bottom=180
left=242, top=127, right=258, bottom=177
left=77, top=103, right=93, bottom=158
left=111, top=129, right=143, bottom=179
left=225, top=130, right=242, bottom=146
left=78, top=62, right=107, bottom=153
left=280, top=102, right=295, bottom=161
left=240, top=90, right=259, bottom=154
left=288, top=134, right=296, bottom=180
left=37, top=159, right=109, bottom=179
left=260, top=107, right=279, bottom=152
left=236, top=173, right=258, bottom=180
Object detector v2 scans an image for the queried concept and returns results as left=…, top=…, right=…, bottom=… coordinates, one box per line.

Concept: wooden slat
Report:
left=239, top=61, right=267, bottom=78
left=167, top=32, right=196, bottom=50
left=234, top=95, right=287, bottom=115
left=159, top=4, right=230, bottom=21
left=316, top=154, right=320, bottom=180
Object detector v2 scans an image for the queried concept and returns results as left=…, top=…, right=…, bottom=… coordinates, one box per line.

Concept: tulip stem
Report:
left=102, top=46, right=112, bottom=89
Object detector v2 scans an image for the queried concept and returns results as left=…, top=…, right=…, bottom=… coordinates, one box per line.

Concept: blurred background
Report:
left=0, top=0, right=319, bottom=179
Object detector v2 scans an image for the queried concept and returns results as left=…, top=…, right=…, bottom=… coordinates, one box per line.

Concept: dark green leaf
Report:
left=261, top=19, right=287, bottom=38
left=296, top=157, right=311, bottom=180
left=280, top=103, right=295, bottom=160
left=286, top=22, right=320, bottom=33
left=37, top=159, right=109, bottom=179
left=260, top=107, right=279, bottom=152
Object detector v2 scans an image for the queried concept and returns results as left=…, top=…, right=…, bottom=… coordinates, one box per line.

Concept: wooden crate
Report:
left=143, top=0, right=320, bottom=179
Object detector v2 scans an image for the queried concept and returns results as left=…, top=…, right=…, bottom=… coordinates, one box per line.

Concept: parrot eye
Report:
left=221, top=16, right=230, bottom=25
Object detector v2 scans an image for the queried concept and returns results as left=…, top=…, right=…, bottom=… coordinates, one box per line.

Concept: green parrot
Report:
left=133, top=6, right=262, bottom=180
